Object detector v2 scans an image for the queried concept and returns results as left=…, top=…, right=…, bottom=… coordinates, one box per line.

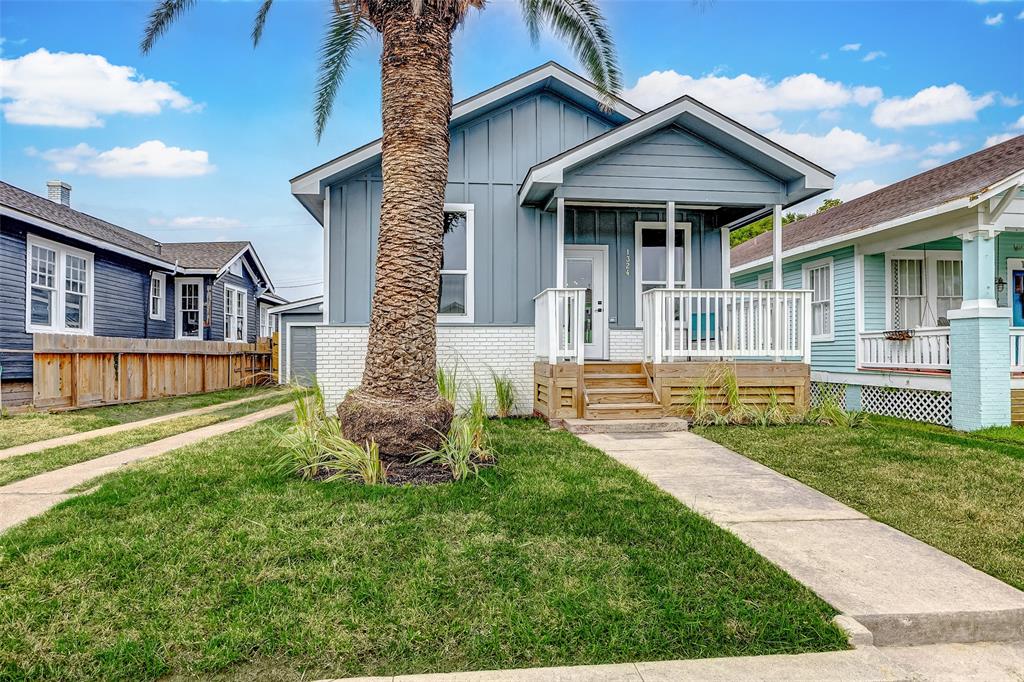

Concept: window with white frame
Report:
left=803, top=259, right=833, bottom=341
left=26, top=236, right=93, bottom=334
left=439, top=204, right=474, bottom=321
left=634, top=221, right=691, bottom=326
left=758, top=273, right=773, bottom=289
left=259, top=304, right=272, bottom=337
left=887, top=251, right=962, bottom=328
left=224, top=286, right=247, bottom=341
left=176, top=278, right=203, bottom=339
left=149, top=273, right=166, bottom=320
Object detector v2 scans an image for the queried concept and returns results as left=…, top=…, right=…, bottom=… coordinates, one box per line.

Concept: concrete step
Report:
left=564, top=417, right=689, bottom=434
left=586, top=387, right=655, bottom=404
left=584, top=403, right=665, bottom=420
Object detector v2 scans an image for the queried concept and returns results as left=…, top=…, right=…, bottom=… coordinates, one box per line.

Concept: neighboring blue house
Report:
left=731, top=136, right=1024, bottom=430
left=288, top=62, right=834, bottom=416
left=1, top=180, right=285, bottom=403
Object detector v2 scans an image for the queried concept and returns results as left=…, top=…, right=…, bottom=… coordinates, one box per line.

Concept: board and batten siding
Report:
left=324, top=90, right=616, bottom=326
left=559, top=127, right=785, bottom=206
left=731, top=245, right=856, bottom=372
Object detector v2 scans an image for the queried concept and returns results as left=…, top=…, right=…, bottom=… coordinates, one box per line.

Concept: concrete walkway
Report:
left=0, top=402, right=293, bottom=533
left=322, top=640, right=1024, bottom=681
left=0, top=389, right=286, bottom=462
left=579, top=430, right=1024, bottom=648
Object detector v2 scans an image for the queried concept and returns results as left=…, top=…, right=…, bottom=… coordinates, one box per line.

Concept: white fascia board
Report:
left=212, top=245, right=274, bottom=290
left=268, top=295, right=324, bottom=314
left=3, top=205, right=175, bottom=270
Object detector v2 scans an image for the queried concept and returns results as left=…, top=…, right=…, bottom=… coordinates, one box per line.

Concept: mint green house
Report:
left=731, top=136, right=1024, bottom=430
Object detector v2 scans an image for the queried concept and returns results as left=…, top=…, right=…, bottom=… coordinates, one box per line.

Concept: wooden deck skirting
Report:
left=26, top=333, right=274, bottom=411
left=534, top=360, right=810, bottom=421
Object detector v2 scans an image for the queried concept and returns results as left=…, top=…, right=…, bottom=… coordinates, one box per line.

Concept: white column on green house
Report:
left=948, top=214, right=1010, bottom=430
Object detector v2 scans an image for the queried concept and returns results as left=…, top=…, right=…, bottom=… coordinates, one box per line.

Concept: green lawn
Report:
left=0, top=386, right=282, bottom=450
left=696, top=416, right=1024, bottom=591
left=0, top=392, right=295, bottom=488
left=0, top=418, right=847, bottom=681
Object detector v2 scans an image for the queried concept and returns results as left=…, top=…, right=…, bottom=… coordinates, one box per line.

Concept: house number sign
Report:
left=624, top=249, right=631, bottom=277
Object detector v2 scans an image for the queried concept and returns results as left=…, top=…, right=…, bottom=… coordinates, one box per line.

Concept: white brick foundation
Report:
left=609, top=329, right=644, bottom=361
left=316, top=325, right=536, bottom=415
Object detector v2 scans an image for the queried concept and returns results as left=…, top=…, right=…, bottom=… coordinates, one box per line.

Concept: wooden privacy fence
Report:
left=32, top=333, right=274, bottom=410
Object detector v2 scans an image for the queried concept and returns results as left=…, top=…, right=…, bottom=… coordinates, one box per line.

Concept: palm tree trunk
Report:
left=338, top=4, right=457, bottom=454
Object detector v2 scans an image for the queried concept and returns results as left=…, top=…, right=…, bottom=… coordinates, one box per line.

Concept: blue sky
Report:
left=2, top=0, right=1023, bottom=300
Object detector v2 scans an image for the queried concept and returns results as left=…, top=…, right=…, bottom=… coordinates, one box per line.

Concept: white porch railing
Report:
left=641, top=288, right=812, bottom=363
left=1011, top=329, right=1024, bottom=373
left=858, top=328, right=951, bottom=371
left=533, top=288, right=586, bottom=365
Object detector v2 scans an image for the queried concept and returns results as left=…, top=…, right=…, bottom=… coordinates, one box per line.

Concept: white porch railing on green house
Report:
left=642, top=288, right=813, bottom=363
left=858, top=328, right=951, bottom=371
left=1011, top=329, right=1024, bottom=373
left=533, top=288, right=586, bottom=365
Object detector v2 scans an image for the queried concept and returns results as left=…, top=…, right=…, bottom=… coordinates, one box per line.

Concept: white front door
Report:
left=564, top=245, right=609, bottom=360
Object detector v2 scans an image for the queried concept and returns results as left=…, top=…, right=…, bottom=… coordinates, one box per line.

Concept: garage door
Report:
left=289, top=327, right=317, bottom=386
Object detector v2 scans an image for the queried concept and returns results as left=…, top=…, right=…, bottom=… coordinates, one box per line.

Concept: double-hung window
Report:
left=802, top=258, right=833, bottom=341
left=176, top=278, right=203, bottom=339
left=150, top=273, right=166, bottom=320
left=886, top=250, right=962, bottom=328
left=224, top=286, right=247, bottom=342
left=26, top=235, right=93, bottom=334
left=438, top=203, right=474, bottom=322
left=634, top=221, right=692, bottom=326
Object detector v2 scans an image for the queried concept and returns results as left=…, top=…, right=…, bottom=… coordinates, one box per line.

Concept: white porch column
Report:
left=555, top=197, right=565, bottom=287
left=948, top=212, right=1009, bottom=430
left=772, top=204, right=783, bottom=288
left=720, top=227, right=731, bottom=288
left=666, top=201, right=676, bottom=287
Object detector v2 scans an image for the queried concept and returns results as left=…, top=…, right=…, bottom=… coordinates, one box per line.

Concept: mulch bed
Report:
left=309, top=454, right=496, bottom=486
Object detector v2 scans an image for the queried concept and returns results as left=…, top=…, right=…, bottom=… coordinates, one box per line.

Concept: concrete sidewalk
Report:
left=0, top=389, right=286, bottom=462
left=579, top=430, right=1024, bottom=648
left=0, top=402, right=293, bottom=533
left=321, top=640, right=1024, bottom=681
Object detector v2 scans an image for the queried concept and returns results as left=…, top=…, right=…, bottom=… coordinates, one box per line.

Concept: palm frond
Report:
left=519, top=0, right=542, bottom=45
left=314, top=4, right=372, bottom=142
left=522, top=0, right=621, bottom=100
left=251, top=0, right=275, bottom=46
left=140, top=0, right=198, bottom=54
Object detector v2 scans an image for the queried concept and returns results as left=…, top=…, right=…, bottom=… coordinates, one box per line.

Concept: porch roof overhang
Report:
left=289, top=62, right=642, bottom=224
left=517, top=95, right=835, bottom=210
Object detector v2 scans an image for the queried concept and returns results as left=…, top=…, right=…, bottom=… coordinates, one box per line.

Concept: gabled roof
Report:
left=0, top=180, right=277, bottom=288
left=290, top=61, right=643, bottom=222
left=518, top=94, right=834, bottom=208
left=732, top=135, right=1024, bottom=271
left=268, top=295, right=323, bottom=314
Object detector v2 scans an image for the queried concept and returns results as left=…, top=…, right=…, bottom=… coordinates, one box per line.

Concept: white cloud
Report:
left=766, top=127, right=903, bottom=172
left=918, top=158, right=943, bottom=170
left=623, top=70, right=881, bottom=129
left=923, top=140, right=963, bottom=156
left=170, top=216, right=242, bottom=229
left=1018, top=9, right=1024, bottom=19
left=872, top=84, right=995, bottom=128
left=1014, top=115, right=1024, bottom=130
left=984, top=12, right=1005, bottom=25
left=862, top=51, right=887, bottom=62
left=985, top=132, right=1017, bottom=148
left=840, top=43, right=861, bottom=51
left=30, top=140, right=214, bottom=177
left=820, top=52, right=829, bottom=60
left=0, top=48, right=196, bottom=127
left=796, top=179, right=886, bottom=213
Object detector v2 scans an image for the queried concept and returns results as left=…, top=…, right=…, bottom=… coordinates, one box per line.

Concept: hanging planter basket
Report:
left=883, top=329, right=915, bottom=341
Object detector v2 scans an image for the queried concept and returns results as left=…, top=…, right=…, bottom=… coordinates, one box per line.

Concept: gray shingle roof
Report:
left=0, top=181, right=253, bottom=271
left=732, top=134, right=1024, bottom=268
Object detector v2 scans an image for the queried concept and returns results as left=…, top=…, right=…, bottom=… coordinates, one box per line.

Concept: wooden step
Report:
left=584, top=375, right=648, bottom=388
left=586, top=387, right=655, bottom=404
left=584, top=402, right=665, bottom=420
left=583, top=362, right=643, bottom=375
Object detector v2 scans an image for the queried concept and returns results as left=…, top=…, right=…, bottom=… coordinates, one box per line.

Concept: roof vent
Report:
left=47, top=180, right=71, bottom=207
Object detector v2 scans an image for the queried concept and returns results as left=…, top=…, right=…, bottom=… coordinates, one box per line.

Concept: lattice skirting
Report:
left=810, top=381, right=847, bottom=409
left=861, top=385, right=952, bottom=426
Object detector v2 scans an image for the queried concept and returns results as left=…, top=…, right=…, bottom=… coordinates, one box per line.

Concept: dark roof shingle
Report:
left=732, top=135, right=1024, bottom=268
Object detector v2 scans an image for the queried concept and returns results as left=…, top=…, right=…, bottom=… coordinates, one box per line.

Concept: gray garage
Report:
left=269, top=297, right=323, bottom=387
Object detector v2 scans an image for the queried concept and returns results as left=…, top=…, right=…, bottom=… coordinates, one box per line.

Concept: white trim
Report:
left=439, top=203, right=475, bottom=323
left=757, top=273, right=773, bottom=289
left=854, top=245, right=864, bottom=368
left=175, top=277, right=204, bottom=340
left=801, top=257, right=834, bottom=342
left=258, top=302, right=273, bottom=337
left=25, top=233, right=95, bottom=335
left=884, top=249, right=962, bottom=329
left=149, top=272, right=166, bottom=321
left=812, top=369, right=951, bottom=392
left=633, top=220, right=692, bottom=328
left=556, top=198, right=566, bottom=289
left=268, top=296, right=323, bottom=314
left=772, top=204, right=783, bottom=288
left=223, top=283, right=248, bottom=342
left=732, top=169, right=1024, bottom=276
left=564, top=243, right=610, bottom=360
left=322, top=186, right=331, bottom=323
left=284, top=321, right=321, bottom=384
left=720, top=227, right=731, bottom=287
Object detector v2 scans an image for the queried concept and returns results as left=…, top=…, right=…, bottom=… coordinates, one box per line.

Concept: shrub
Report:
left=492, top=373, right=517, bottom=418
left=466, top=384, right=488, bottom=454
left=413, top=417, right=480, bottom=481
left=749, top=390, right=793, bottom=427
left=273, top=381, right=335, bottom=480
left=437, top=364, right=459, bottom=404
left=806, top=395, right=870, bottom=428
left=317, top=434, right=388, bottom=485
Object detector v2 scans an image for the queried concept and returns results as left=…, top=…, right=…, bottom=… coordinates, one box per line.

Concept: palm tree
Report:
left=141, top=0, right=621, bottom=454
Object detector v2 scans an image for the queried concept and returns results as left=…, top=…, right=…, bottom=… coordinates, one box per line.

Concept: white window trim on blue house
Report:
left=884, top=249, right=962, bottom=329
left=224, top=284, right=248, bottom=342
left=149, top=272, right=166, bottom=321
left=439, top=203, right=475, bottom=324
left=175, top=277, right=204, bottom=340
left=25, top=234, right=95, bottom=336
left=802, top=257, right=834, bottom=342
left=633, top=220, right=692, bottom=328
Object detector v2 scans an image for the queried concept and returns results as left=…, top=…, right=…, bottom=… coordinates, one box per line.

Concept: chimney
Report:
left=47, top=180, right=71, bottom=207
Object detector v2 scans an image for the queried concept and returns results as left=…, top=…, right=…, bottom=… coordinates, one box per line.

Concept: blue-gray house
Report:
left=1, top=180, right=284, bottom=403
left=288, top=62, right=835, bottom=418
